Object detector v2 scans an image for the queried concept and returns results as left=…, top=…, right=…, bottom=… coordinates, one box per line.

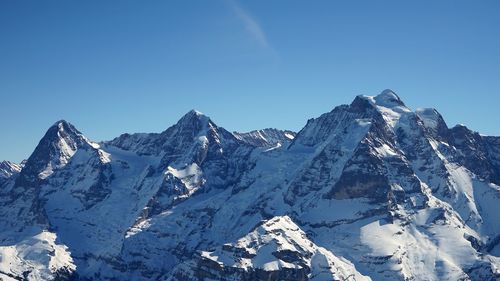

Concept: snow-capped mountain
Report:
left=0, top=90, right=499, bottom=281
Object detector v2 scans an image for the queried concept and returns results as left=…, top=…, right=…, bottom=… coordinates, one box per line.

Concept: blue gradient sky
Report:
left=1, top=0, right=499, bottom=162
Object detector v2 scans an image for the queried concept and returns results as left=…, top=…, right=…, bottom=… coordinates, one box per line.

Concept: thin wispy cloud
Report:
left=228, top=0, right=270, bottom=49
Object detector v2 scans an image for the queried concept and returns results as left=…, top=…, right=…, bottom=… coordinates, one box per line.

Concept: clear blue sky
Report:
left=1, top=0, right=499, bottom=162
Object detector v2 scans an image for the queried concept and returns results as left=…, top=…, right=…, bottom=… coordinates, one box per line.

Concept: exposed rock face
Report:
left=15, top=120, right=91, bottom=188
left=448, top=125, right=500, bottom=185
left=0, top=91, right=499, bottom=281
left=233, top=128, right=296, bottom=148
left=0, top=160, right=21, bottom=187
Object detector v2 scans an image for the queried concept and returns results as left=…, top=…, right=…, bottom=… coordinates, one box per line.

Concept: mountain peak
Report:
left=185, top=109, right=207, bottom=118
left=156, top=109, right=215, bottom=142
left=379, top=88, right=398, bottom=97
left=374, top=89, right=405, bottom=107
left=350, top=89, right=406, bottom=112
left=176, top=109, right=210, bottom=126
left=188, top=109, right=204, bottom=116
left=52, top=119, right=71, bottom=127
left=47, top=120, right=83, bottom=139
left=15, top=120, right=90, bottom=185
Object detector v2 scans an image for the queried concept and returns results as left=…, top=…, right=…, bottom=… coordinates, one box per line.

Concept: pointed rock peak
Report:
left=37, top=120, right=90, bottom=153
left=188, top=109, right=207, bottom=118
left=350, top=95, right=376, bottom=112
left=15, top=120, right=90, bottom=185
left=176, top=109, right=211, bottom=126
left=44, top=120, right=84, bottom=143
left=164, top=109, right=219, bottom=141
left=52, top=119, right=73, bottom=127
left=188, top=109, right=204, bottom=116
left=374, top=89, right=405, bottom=107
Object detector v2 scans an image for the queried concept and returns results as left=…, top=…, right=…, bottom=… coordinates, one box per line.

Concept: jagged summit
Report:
left=178, top=109, right=209, bottom=121
left=0, top=160, right=20, bottom=170
left=52, top=119, right=72, bottom=127
left=233, top=128, right=296, bottom=148
left=15, top=120, right=91, bottom=186
left=0, top=160, right=21, bottom=180
left=169, top=109, right=213, bottom=136
left=187, top=109, right=205, bottom=116
left=43, top=120, right=87, bottom=144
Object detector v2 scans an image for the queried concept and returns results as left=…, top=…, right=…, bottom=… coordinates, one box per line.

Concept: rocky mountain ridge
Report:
left=0, top=90, right=499, bottom=281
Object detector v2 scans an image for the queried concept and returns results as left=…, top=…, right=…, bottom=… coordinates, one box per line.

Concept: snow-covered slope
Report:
left=169, top=216, right=369, bottom=281
left=0, top=231, right=75, bottom=281
left=0, top=90, right=499, bottom=281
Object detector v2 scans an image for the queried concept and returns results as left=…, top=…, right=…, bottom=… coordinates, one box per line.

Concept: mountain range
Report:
left=0, top=90, right=499, bottom=281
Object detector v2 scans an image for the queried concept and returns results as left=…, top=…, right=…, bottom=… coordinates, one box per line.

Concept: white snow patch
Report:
left=166, top=163, right=204, bottom=196
left=374, top=143, right=398, bottom=157
left=0, top=231, right=75, bottom=280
